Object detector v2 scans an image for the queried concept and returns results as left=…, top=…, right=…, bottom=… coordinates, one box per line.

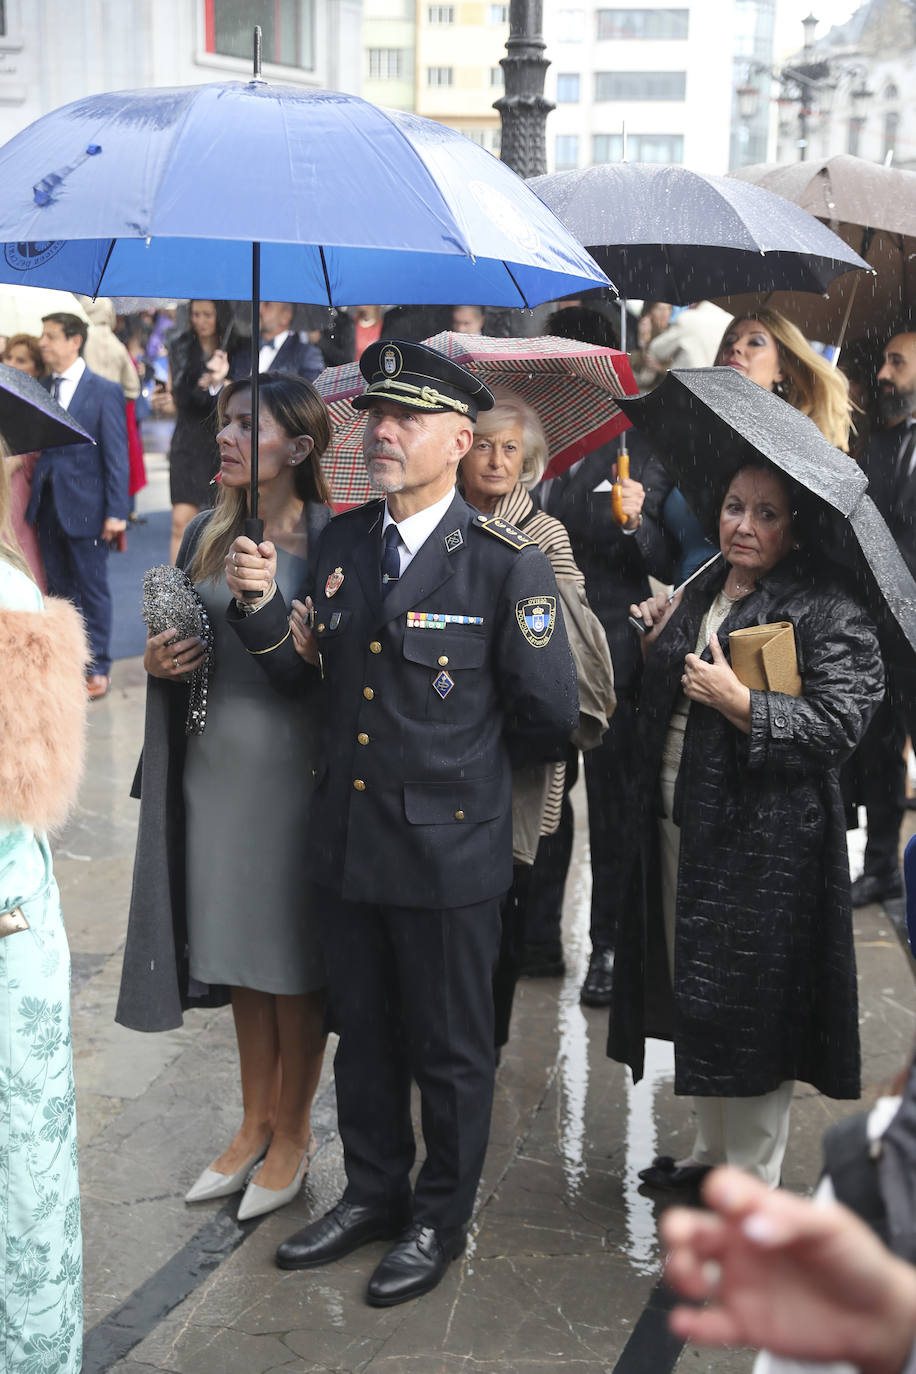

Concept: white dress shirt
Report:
left=382, top=487, right=457, bottom=577
left=259, top=330, right=290, bottom=373
left=51, top=357, right=86, bottom=411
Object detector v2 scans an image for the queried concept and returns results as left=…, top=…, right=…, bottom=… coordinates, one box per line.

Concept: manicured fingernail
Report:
left=742, top=1213, right=778, bottom=1244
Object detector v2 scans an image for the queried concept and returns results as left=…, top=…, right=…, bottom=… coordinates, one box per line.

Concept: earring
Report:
left=773, top=379, right=788, bottom=399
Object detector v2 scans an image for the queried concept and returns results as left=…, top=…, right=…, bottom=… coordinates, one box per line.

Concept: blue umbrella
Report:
left=0, top=39, right=609, bottom=536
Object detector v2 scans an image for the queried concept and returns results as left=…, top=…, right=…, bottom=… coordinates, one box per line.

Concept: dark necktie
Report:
left=50, top=376, right=62, bottom=402
left=381, top=523, right=400, bottom=594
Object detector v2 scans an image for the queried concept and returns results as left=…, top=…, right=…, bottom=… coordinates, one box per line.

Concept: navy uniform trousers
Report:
left=231, top=492, right=577, bottom=1231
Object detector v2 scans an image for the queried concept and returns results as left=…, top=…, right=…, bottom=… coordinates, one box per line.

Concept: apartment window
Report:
left=368, top=49, right=405, bottom=80
left=427, top=66, right=454, bottom=87
left=594, top=70, right=686, bottom=100
left=556, top=74, right=581, bottom=102
left=459, top=127, right=502, bottom=154
left=557, top=9, right=586, bottom=41
left=488, top=4, right=509, bottom=21
left=555, top=134, right=580, bottom=170
left=428, top=5, right=455, bottom=22
left=0, top=2, right=5, bottom=36
left=593, top=131, right=684, bottom=162
left=490, top=65, right=504, bottom=87
left=596, top=8, right=689, bottom=40
left=205, top=0, right=314, bottom=70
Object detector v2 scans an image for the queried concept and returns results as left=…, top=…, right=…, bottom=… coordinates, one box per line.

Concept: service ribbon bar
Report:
left=407, top=611, right=484, bottom=629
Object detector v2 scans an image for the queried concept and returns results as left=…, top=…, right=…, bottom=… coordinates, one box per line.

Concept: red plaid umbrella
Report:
left=315, top=332, right=638, bottom=506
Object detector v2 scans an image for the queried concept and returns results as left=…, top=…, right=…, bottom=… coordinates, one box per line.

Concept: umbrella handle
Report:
left=241, top=516, right=265, bottom=602
left=611, top=449, right=629, bottom=526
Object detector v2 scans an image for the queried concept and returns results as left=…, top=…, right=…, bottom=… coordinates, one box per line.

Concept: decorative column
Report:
left=494, top=0, right=554, bottom=179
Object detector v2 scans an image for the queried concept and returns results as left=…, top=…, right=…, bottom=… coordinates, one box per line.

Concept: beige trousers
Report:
left=659, top=762, right=793, bottom=1187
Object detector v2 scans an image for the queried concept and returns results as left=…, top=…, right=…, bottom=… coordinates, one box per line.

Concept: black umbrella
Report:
left=0, top=362, right=94, bottom=452
left=528, top=163, right=870, bottom=304
left=617, top=368, right=916, bottom=652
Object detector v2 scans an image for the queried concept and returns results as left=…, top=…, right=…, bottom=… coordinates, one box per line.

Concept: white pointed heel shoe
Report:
left=236, top=1137, right=317, bottom=1222
left=185, top=1141, right=270, bottom=1204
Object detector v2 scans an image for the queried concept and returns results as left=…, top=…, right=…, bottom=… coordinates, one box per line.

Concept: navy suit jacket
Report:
left=28, top=367, right=130, bottom=536
left=267, top=332, right=323, bottom=381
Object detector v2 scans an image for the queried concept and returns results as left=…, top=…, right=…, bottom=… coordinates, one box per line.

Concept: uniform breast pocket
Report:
left=400, top=627, right=487, bottom=721
left=313, top=607, right=352, bottom=665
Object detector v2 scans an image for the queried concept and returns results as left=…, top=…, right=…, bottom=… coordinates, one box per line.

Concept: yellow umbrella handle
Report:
left=612, top=448, right=629, bottom=526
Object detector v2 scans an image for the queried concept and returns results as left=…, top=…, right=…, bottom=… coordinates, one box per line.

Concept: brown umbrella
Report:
left=716, top=154, right=916, bottom=346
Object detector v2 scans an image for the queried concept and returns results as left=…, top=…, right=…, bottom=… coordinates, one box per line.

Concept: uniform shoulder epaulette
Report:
left=334, top=497, right=385, bottom=523
left=474, top=513, right=536, bottom=551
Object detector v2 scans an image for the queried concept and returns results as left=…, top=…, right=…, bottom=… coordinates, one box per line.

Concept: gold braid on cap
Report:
left=364, top=377, right=470, bottom=415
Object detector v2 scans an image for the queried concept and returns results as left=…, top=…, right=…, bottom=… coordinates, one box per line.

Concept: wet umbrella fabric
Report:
left=617, top=367, right=916, bottom=652
left=527, top=162, right=869, bottom=305
left=0, top=83, right=610, bottom=308
left=315, top=331, right=639, bottom=503
left=721, top=155, right=916, bottom=344
left=0, top=362, right=94, bottom=452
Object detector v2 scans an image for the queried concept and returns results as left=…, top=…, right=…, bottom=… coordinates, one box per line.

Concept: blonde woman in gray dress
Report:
left=119, top=373, right=332, bottom=1221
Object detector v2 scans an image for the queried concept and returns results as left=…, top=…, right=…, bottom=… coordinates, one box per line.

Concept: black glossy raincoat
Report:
left=608, top=553, right=884, bottom=1100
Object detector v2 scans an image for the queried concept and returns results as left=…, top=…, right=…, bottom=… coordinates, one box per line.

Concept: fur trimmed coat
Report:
left=0, top=583, right=89, bottom=830
left=607, top=553, right=884, bottom=1101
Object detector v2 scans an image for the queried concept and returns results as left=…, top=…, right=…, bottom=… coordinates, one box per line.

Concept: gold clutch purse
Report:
left=728, top=622, right=801, bottom=697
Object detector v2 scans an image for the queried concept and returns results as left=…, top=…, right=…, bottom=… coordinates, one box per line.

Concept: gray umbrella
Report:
left=617, top=367, right=916, bottom=651
left=528, top=162, right=870, bottom=304
left=0, top=362, right=94, bottom=452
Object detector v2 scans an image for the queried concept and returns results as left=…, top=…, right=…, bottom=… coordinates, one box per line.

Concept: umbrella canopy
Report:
left=527, top=162, right=869, bottom=305
left=0, top=361, right=94, bottom=452
left=720, top=155, right=916, bottom=344
left=0, top=83, right=610, bottom=309
left=617, top=367, right=916, bottom=651
left=315, top=331, right=638, bottom=500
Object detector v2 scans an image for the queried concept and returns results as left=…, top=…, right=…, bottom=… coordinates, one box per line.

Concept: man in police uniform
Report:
left=227, top=340, right=577, bottom=1306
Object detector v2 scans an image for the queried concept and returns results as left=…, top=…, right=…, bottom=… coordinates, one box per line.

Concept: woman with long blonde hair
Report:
left=716, top=307, right=852, bottom=451
left=0, top=419, right=90, bottom=1371
left=118, top=371, right=334, bottom=1222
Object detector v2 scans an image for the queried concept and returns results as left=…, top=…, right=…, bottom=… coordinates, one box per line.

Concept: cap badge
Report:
left=382, top=345, right=402, bottom=378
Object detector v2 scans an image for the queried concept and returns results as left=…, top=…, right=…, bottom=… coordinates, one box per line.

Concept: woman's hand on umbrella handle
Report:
left=631, top=589, right=680, bottom=654
left=613, top=474, right=646, bottom=529
left=144, top=627, right=207, bottom=681
left=682, top=633, right=751, bottom=732
left=227, top=535, right=276, bottom=602
left=203, top=348, right=230, bottom=389
left=290, top=597, right=319, bottom=666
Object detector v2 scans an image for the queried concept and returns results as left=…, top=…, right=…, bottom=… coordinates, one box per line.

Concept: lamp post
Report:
left=494, top=0, right=554, bottom=179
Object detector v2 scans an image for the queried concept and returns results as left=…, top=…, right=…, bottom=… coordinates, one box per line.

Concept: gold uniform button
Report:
left=317, top=623, right=326, bottom=632
left=363, top=687, right=375, bottom=700
left=357, top=732, right=369, bottom=745
left=353, top=779, right=366, bottom=792
left=438, top=655, right=449, bottom=667
left=369, top=640, right=382, bottom=654
left=454, top=809, right=465, bottom=821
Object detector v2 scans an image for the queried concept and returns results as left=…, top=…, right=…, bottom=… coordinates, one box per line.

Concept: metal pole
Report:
left=243, top=28, right=265, bottom=569
left=495, top=0, right=554, bottom=179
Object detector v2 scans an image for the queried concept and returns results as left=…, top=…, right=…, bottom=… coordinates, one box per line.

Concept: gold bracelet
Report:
left=247, top=625, right=292, bottom=655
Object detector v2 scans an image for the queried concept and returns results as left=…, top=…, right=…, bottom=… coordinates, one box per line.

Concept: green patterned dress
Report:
left=0, top=563, right=82, bottom=1373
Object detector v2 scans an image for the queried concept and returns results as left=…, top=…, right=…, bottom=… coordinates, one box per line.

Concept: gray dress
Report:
left=183, top=549, right=323, bottom=994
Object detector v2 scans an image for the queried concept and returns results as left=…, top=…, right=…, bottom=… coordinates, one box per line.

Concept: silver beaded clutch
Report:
left=141, top=565, right=214, bottom=735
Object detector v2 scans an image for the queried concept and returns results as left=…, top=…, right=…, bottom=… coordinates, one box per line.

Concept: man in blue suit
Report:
left=257, top=301, right=323, bottom=380
left=29, top=312, right=129, bottom=699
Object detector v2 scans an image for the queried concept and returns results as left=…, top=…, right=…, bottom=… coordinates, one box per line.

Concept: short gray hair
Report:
left=472, top=386, right=550, bottom=487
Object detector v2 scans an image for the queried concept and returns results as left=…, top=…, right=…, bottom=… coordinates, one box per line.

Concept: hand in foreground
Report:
left=101, top=517, right=127, bottom=543
left=290, top=597, right=319, bottom=666
left=201, top=348, right=230, bottom=389
left=611, top=471, right=646, bottom=528
left=682, top=632, right=751, bottom=732
left=662, top=1166, right=916, bottom=1374
left=225, top=536, right=276, bottom=602
left=144, top=626, right=207, bottom=681
left=630, top=588, right=681, bottom=653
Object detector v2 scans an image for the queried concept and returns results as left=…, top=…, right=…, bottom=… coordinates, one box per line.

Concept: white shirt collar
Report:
left=261, top=329, right=289, bottom=353
left=382, top=486, right=457, bottom=555
left=56, top=357, right=86, bottom=385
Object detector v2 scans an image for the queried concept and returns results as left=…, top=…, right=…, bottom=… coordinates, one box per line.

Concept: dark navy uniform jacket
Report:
left=230, top=491, right=578, bottom=909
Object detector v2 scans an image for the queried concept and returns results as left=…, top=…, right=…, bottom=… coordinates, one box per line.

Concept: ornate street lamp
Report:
left=494, top=0, right=555, bottom=179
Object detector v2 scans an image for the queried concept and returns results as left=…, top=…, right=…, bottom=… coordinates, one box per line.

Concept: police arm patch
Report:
left=516, top=596, right=557, bottom=647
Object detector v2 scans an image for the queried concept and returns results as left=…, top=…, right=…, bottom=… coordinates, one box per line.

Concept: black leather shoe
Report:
left=851, top=871, right=903, bottom=908
left=520, top=942, right=566, bottom=977
left=637, top=1155, right=712, bottom=1191
left=366, top=1222, right=467, bottom=1306
left=275, top=1198, right=409, bottom=1271
left=580, top=948, right=614, bottom=1006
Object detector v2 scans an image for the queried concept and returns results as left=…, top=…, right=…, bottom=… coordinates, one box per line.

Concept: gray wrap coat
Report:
left=607, top=553, right=884, bottom=1100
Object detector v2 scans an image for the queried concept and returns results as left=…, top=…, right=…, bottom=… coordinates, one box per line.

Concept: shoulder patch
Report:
left=474, top=513, right=536, bottom=551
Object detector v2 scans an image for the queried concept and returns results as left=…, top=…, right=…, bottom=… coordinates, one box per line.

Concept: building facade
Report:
left=0, top=0, right=363, bottom=146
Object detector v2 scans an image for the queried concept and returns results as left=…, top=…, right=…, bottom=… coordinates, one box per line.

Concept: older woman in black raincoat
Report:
left=610, top=459, right=884, bottom=1189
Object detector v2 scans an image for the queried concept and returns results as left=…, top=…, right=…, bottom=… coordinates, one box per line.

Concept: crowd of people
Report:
left=4, top=285, right=916, bottom=1370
